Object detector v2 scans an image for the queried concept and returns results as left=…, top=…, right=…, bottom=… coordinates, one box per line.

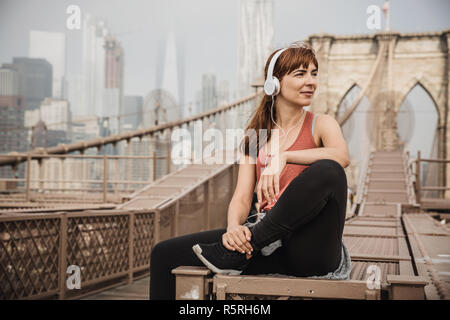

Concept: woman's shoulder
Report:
left=310, top=112, right=327, bottom=137
left=313, top=113, right=341, bottom=138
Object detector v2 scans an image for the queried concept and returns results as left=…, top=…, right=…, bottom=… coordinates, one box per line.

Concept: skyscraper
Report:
left=81, top=14, right=108, bottom=117
left=122, top=95, right=143, bottom=131
left=0, top=64, right=26, bottom=178
left=143, top=32, right=180, bottom=128
left=201, top=73, right=217, bottom=113
left=217, top=79, right=230, bottom=106
left=29, top=30, right=67, bottom=99
left=11, top=57, right=52, bottom=110
left=40, top=98, right=71, bottom=132
left=161, top=31, right=179, bottom=111
left=103, top=35, right=124, bottom=134
left=238, top=0, right=274, bottom=97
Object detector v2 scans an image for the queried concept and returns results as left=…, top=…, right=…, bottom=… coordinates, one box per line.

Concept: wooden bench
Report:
left=172, top=266, right=428, bottom=300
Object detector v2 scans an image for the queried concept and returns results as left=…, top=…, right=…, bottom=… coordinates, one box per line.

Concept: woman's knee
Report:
left=310, top=159, right=346, bottom=183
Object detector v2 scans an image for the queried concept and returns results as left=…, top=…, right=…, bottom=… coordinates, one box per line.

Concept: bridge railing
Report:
left=0, top=93, right=258, bottom=205
left=0, top=93, right=258, bottom=168
left=0, top=153, right=172, bottom=203
left=0, top=209, right=158, bottom=299
left=0, top=161, right=238, bottom=299
left=412, top=150, right=449, bottom=203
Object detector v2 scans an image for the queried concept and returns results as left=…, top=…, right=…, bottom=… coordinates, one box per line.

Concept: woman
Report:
left=150, top=41, right=350, bottom=299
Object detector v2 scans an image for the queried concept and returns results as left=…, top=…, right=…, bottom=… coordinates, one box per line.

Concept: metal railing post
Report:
left=167, top=144, right=171, bottom=175
left=103, top=155, right=107, bottom=203
left=174, top=200, right=179, bottom=237
left=58, top=212, right=68, bottom=300
left=416, top=150, right=421, bottom=204
left=153, top=209, right=160, bottom=246
left=128, top=212, right=135, bottom=284
left=39, top=158, right=44, bottom=192
left=153, top=151, right=157, bottom=181
left=114, top=157, right=119, bottom=196
left=26, top=152, right=31, bottom=202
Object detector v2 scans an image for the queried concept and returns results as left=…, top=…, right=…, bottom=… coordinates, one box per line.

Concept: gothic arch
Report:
left=396, top=79, right=442, bottom=125
left=332, top=80, right=369, bottom=117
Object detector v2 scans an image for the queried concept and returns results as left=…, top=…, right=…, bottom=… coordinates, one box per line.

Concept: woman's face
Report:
left=279, top=62, right=318, bottom=106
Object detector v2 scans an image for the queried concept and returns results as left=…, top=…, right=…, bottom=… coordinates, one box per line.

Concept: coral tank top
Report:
left=256, top=110, right=319, bottom=212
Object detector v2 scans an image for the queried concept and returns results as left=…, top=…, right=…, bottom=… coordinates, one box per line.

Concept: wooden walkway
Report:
left=81, top=277, right=150, bottom=300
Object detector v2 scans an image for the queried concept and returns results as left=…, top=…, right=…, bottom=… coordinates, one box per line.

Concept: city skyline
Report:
left=0, top=0, right=448, bottom=160
left=1, top=0, right=449, bottom=106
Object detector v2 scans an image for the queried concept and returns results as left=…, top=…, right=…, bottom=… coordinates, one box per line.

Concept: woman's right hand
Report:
left=222, top=225, right=253, bottom=255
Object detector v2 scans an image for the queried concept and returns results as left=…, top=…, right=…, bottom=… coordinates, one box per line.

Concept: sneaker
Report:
left=192, top=241, right=250, bottom=275
left=244, top=210, right=282, bottom=256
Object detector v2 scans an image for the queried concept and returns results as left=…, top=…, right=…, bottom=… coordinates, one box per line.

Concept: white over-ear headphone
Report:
left=263, top=48, right=288, bottom=96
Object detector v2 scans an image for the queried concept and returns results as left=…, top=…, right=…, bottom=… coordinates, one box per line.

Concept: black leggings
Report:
left=149, top=159, right=348, bottom=300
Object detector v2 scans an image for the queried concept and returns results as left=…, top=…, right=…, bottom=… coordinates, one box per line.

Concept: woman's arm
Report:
left=227, top=154, right=257, bottom=229
left=283, top=114, right=350, bottom=168
left=221, top=154, right=256, bottom=254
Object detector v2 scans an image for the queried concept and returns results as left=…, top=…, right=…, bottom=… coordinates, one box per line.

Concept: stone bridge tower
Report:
left=307, top=29, right=450, bottom=194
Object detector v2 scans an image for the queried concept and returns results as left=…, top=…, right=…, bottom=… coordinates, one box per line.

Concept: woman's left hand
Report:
left=257, top=152, right=287, bottom=206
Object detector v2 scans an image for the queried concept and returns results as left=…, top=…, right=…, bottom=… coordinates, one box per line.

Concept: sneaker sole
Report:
left=192, top=244, right=243, bottom=276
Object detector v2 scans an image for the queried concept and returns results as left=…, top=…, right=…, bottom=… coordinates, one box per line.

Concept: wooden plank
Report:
left=398, top=236, right=415, bottom=276
left=80, top=277, right=150, bottom=300
left=213, top=275, right=377, bottom=300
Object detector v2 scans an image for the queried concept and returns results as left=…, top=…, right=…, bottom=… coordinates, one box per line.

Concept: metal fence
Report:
left=0, top=209, right=157, bottom=299
left=0, top=161, right=237, bottom=300
left=413, top=150, right=449, bottom=201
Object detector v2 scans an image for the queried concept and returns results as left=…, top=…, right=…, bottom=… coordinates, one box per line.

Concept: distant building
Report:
left=81, top=14, right=108, bottom=117
left=0, top=96, right=26, bottom=152
left=195, top=89, right=202, bottom=115
left=11, top=57, right=52, bottom=110
left=145, top=31, right=181, bottom=124
left=103, top=35, right=124, bottom=134
left=31, top=120, right=47, bottom=148
left=160, top=31, right=179, bottom=116
left=0, top=65, right=26, bottom=154
left=201, top=73, right=217, bottom=113
left=46, top=129, right=70, bottom=148
left=29, top=30, right=67, bottom=99
left=23, top=98, right=72, bottom=147
left=24, top=108, right=40, bottom=128
left=0, top=64, right=20, bottom=95
left=40, top=98, right=71, bottom=132
left=238, top=0, right=273, bottom=96
left=0, top=65, right=26, bottom=178
left=24, top=108, right=40, bottom=146
left=217, top=79, right=230, bottom=106
left=122, top=96, right=143, bottom=131
left=71, top=114, right=100, bottom=142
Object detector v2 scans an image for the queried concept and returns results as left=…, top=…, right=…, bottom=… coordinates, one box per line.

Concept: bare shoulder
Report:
left=315, top=113, right=340, bottom=134
left=315, top=113, right=346, bottom=147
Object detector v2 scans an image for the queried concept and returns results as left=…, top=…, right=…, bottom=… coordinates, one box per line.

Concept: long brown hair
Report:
left=239, top=41, right=319, bottom=158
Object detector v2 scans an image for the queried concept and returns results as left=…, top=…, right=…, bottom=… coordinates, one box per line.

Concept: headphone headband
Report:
left=266, top=48, right=288, bottom=85
left=263, top=41, right=312, bottom=96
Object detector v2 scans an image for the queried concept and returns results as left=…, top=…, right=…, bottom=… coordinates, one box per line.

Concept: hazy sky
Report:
left=1, top=0, right=448, bottom=104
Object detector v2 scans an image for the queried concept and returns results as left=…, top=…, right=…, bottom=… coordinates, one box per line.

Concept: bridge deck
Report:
left=2, top=150, right=448, bottom=300
left=80, top=277, right=149, bottom=300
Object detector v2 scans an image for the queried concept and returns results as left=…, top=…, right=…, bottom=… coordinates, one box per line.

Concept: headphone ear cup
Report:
left=264, top=77, right=281, bottom=96
left=264, top=78, right=275, bottom=96
left=273, top=77, right=281, bottom=95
